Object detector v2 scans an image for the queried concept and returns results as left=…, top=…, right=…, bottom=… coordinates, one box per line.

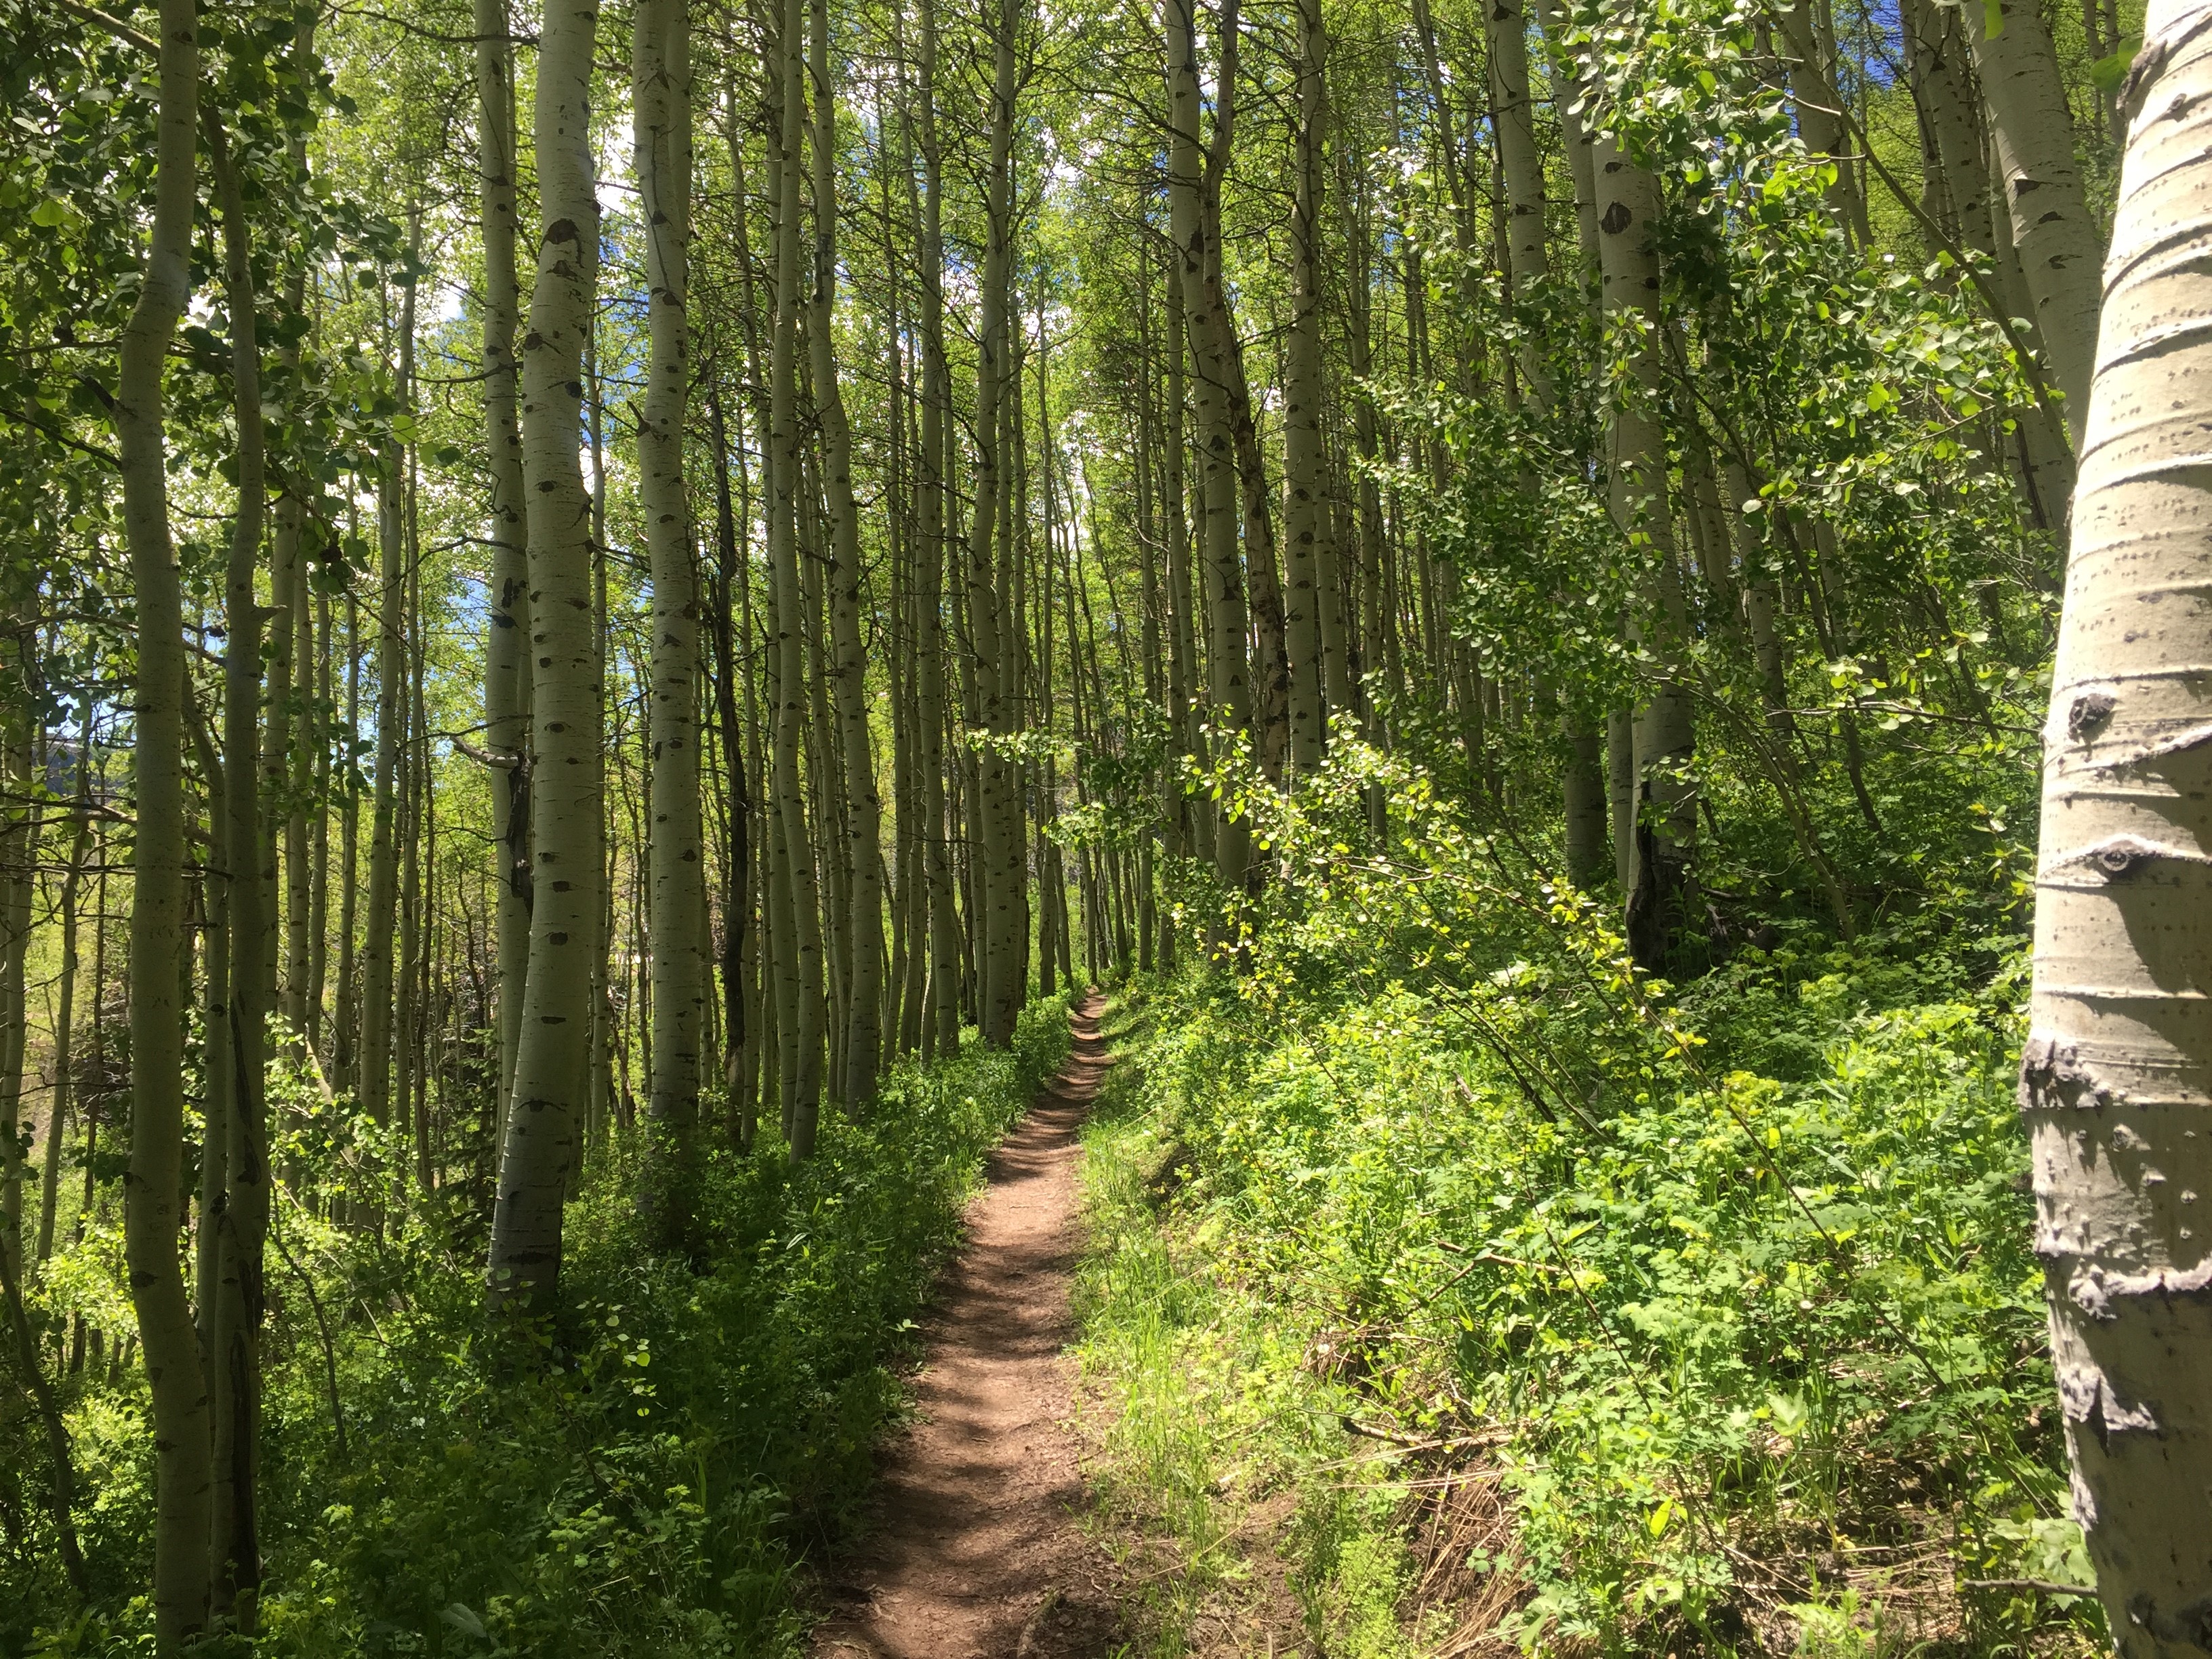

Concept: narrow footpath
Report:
left=811, top=994, right=1123, bottom=1659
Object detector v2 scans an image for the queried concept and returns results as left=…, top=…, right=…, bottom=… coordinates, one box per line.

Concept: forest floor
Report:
left=808, top=994, right=1129, bottom=1659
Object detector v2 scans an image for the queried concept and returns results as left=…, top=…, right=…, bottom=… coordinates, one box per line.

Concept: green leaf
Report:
left=2090, top=39, right=2141, bottom=93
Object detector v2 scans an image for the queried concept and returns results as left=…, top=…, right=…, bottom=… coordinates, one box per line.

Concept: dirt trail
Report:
left=811, top=994, right=1122, bottom=1659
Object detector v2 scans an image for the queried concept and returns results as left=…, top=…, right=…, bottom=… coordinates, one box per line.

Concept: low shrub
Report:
left=7, top=998, right=1070, bottom=1657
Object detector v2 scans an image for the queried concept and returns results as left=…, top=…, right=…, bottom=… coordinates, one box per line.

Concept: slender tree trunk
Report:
left=916, top=0, right=961, bottom=1059
left=360, top=273, right=415, bottom=1143
left=807, top=0, right=887, bottom=1097
left=335, top=595, right=362, bottom=1088
left=37, top=724, right=91, bottom=1263
left=1281, top=0, right=1328, bottom=776
left=1592, top=120, right=1696, bottom=967
left=0, top=722, right=87, bottom=1598
left=0, top=692, right=30, bottom=1278
left=968, top=0, right=1023, bottom=1047
left=1167, top=0, right=1252, bottom=899
left=637, top=0, right=709, bottom=1208
left=478, top=0, right=531, bottom=1111
left=207, top=122, right=270, bottom=1627
left=117, top=0, right=213, bottom=1640
left=1965, top=0, right=2102, bottom=449
left=308, top=590, right=332, bottom=1057
left=768, top=0, right=827, bottom=1154
left=2025, top=9, right=2212, bottom=1637
left=1164, top=254, right=1210, bottom=871
left=706, top=391, right=752, bottom=1142
left=488, top=0, right=603, bottom=1303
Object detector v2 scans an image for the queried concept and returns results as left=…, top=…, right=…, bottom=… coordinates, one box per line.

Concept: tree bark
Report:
left=1167, top=0, right=1252, bottom=899
left=767, top=0, right=827, bottom=1153
left=207, top=119, right=270, bottom=1628
left=637, top=0, right=709, bottom=1208
left=37, top=716, right=91, bottom=1263
left=1592, top=121, right=1696, bottom=967
left=806, top=0, right=888, bottom=1094
left=2024, top=7, right=2212, bottom=1640
left=1965, top=0, right=2104, bottom=449
left=916, top=0, right=961, bottom=1058
left=359, top=268, right=415, bottom=1141
left=489, top=0, right=603, bottom=1302
left=117, top=0, right=213, bottom=1639
left=478, top=0, right=531, bottom=1111
left=968, top=0, right=1023, bottom=1046
left=1281, top=0, right=1328, bottom=776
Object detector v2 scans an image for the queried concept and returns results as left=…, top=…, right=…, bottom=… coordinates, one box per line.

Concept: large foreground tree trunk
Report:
left=2025, top=2, right=2212, bottom=1641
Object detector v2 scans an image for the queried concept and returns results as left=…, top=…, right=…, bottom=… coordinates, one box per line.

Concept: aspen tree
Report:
left=1965, top=0, right=2104, bottom=447
left=970, top=0, right=1024, bottom=1046
left=478, top=0, right=531, bottom=1107
left=335, top=596, right=362, bottom=1086
left=1492, top=0, right=1605, bottom=884
left=1774, top=0, right=1868, bottom=239
left=705, top=388, right=754, bottom=1134
left=35, top=708, right=91, bottom=1265
left=0, top=662, right=26, bottom=1283
left=1592, top=119, right=1696, bottom=966
left=116, top=0, right=213, bottom=1639
left=637, top=0, right=710, bottom=1183
left=1167, top=0, right=1252, bottom=898
left=1337, top=144, right=1391, bottom=823
left=1281, top=0, right=1328, bottom=775
left=807, top=0, right=887, bottom=1096
left=207, top=119, right=270, bottom=1627
left=360, top=266, right=414, bottom=1136
left=1199, top=0, right=1290, bottom=783
left=489, top=0, right=605, bottom=1298
left=915, top=0, right=962, bottom=1057
left=2026, top=0, right=2212, bottom=1635
left=0, top=684, right=85, bottom=1602
left=768, top=0, right=828, bottom=1152
left=1904, top=0, right=1995, bottom=260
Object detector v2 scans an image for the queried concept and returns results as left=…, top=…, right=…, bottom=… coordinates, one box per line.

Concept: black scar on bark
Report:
left=2018, top=1036, right=2114, bottom=1113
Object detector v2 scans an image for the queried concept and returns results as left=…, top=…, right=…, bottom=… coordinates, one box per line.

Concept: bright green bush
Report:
left=1080, top=767, right=2098, bottom=1657
left=7, top=998, right=1069, bottom=1658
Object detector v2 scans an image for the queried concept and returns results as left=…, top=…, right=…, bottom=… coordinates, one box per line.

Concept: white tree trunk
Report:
left=807, top=0, right=887, bottom=1096
left=1966, top=0, right=2105, bottom=448
left=1281, top=0, right=1328, bottom=774
left=767, top=0, right=828, bottom=1151
left=636, top=0, right=709, bottom=1185
left=489, top=0, right=603, bottom=1299
left=2027, top=1, right=2212, bottom=1641
left=478, top=0, right=531, bottom=1109
left=1591, top=121, right=1696, bottom=964
left=1166, top=0, right=1251, bottom=897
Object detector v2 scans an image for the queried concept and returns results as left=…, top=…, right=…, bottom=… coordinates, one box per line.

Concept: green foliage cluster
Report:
left=4, top=1000, right=1069, bottom=1657
left=1082, top=747, right=2096, bottom=1654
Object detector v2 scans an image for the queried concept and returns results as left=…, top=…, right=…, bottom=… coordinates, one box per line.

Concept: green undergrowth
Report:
left=7, top=996, right=1069, bottom=1658
left=1075, top=992, right=1431, bottom=1659
left=1073, top=945, right=2102, bottom=1659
